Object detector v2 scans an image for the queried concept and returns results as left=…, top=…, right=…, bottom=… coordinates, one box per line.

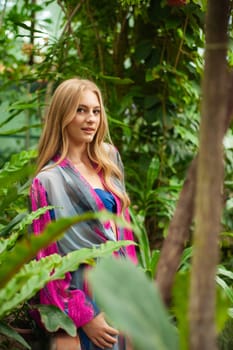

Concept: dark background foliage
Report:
left=0, top=0, right=208, bottom=246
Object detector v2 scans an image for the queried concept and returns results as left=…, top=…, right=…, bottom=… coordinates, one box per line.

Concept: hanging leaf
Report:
left=36, top=305, right=76, bottom=336
left=88, top=257, right=179, bottom=350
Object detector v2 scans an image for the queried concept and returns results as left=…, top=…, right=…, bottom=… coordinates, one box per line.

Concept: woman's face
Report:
left=66, top=89, right=101, bottom=148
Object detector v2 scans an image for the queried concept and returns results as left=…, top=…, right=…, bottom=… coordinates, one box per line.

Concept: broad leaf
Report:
left=36, top=305, right=76, bottom=336
left=0, top=210, right=132, bottom=288
left=0, top=241, right=135, bottom=318
left=88, top=258, right=179, bottom=350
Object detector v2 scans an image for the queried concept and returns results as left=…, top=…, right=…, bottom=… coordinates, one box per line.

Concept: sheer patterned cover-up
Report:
left=30, top=147, right=137, bottom=350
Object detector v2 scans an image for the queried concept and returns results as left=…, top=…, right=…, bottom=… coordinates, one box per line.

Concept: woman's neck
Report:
left=67, top=145, right=89, bottom=165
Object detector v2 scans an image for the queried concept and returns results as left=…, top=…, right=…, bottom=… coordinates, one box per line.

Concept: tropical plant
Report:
left=0, top=1, right=206, bottom=274
left=87, top=243, right=233, bottom=350
left=2, top=0, right=233, bottom=349
left=89, top=257, right=179, bottom=350
left=0, top=235, right=133, bottom=348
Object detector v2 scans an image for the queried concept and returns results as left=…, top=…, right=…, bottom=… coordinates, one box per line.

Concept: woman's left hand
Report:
left=82, top=312, right=119, bottom=349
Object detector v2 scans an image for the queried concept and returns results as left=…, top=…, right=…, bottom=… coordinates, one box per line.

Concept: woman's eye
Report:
left=76, top=107, right=100, bottom=115
left=77, top=107, right=85, bottom=113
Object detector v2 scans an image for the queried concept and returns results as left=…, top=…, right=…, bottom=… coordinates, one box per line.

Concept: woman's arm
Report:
left=30, top=178, right=100, bottom=328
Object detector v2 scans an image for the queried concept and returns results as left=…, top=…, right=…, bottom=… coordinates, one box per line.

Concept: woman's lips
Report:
left=81, top=128, right=95, bottom=134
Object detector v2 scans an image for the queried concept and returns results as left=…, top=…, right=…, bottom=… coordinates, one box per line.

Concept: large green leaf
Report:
left=50, top=239, right=135, bottom=281
left=0, top=210, right=132, bottom=288
left=0, top=254, right=61, bottom=318
left=88, top=258, right=179, bottom=350
left=0, top=240, right=135, bottom=318
left=36, top=305, right=76, bottom=336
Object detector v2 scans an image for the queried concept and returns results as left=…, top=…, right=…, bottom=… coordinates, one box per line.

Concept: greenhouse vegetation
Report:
left=0, top=0, right=233, bottom=349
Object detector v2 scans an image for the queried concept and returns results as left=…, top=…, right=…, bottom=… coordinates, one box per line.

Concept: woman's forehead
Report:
left=78, top=89, right=100, bottom=106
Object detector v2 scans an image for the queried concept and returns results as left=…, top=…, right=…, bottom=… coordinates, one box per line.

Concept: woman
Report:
left=30, top=78, right=137, bottom=350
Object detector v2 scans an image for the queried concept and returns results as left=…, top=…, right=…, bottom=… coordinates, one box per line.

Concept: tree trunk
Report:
left=156, top=2, right=233, bottom=309
left=189, top=1, right=229, bottom=349
left=156, top=157, right=197, bottom=305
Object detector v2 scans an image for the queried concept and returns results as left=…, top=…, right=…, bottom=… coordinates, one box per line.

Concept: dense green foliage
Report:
left=1, top=0, right=233, bottom=349
left=0, top=0, right=206, bottom=241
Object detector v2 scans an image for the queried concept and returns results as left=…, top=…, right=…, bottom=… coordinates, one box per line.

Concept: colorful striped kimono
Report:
left=30, top=147, right=137, bottom=350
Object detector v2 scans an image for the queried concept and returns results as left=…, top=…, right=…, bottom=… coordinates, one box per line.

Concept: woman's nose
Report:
left=86, top=110, right=95, bottom=121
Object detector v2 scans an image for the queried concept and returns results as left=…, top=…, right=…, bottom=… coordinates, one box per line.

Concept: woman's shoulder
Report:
left=34, top=164, right=62, bottom=184
left=103, top=142, right=121, bottom=159
left=103, top=142, right=116, bottom=153
left=103, top=142, right=123, bottom=170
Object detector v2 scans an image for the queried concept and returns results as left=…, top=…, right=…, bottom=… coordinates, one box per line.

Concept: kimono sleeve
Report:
left=30, top=177, right=100, bottom=328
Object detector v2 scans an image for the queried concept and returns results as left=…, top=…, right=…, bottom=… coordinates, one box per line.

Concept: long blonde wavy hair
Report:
left=36, top=77, right=130, bottom=211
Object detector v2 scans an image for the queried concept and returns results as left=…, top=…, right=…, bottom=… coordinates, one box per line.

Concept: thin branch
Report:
left=174, top=14, right=189, bottom=69
left=60, top=0, right=84, bottom=37
left=56, top=0, right=84, bottom=59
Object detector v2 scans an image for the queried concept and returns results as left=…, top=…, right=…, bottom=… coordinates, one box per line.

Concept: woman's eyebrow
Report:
left=78, top=104, right=100, bottom=108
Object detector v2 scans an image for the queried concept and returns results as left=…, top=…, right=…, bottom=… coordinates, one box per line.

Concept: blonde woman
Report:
left=30, top=78, right=137, bottom=350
